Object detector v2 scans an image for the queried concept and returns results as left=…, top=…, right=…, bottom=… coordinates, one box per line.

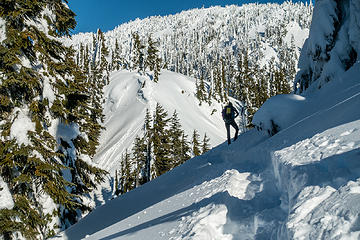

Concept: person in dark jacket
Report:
left=222, top=102, right=239, bottom=145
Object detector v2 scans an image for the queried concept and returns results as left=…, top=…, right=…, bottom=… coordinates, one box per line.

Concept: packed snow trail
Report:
left=57, top=129, right=282, bottom=240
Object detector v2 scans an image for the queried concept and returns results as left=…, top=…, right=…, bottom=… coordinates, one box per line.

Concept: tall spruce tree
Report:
left=179, top=132, right=191, bottom=164
left=195, top=76, right=207, bottom=105
left=114, top=169, right=120, bottom=196
left=220, top=59, right=228, bottom=102
left=168, top=110, right=184, bottom=168
left=0, top=1, right=105, bottom=238
left=98, top=29, right=110, bottom=85
left=241, top=50, right=257, bottom=126
left=144, top=108, right=152, bottom=182
left=145, top=35, right=162, bottom=82
left=151, top=103, right=171, bottom=177
left=213, top=66, right=223, bottom=102
left=153, top=56, right=162, bottom=83
left=120, top=149, right=133, bottom=194
left=145, top=35, right=158, bottom=72
left=191, top=130, right=201, bottom=157
left=201, top=133, right=211, bottom=154
left=132, top=136, right=147, bottom=187
left=112, top=38, right=122, bottom=71
left=83, top=45, right=90, bottom=74
left=131, top=32, right=145, bottom=72
left=87, top=30, right=106, bottom=133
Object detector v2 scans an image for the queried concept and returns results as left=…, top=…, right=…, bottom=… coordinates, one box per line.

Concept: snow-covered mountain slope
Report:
left=55, top=63, right=360, bottom=239
left=95, top=70, right=241, bottom=173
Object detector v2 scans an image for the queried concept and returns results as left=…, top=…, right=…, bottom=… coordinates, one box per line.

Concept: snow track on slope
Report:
left=272, top=120, right=360, bottom=239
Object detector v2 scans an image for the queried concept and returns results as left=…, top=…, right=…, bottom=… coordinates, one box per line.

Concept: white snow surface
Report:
left=284, top=21, right=309, bottom=51
left=10, top=107, right=36, bottom=146
left=252, top=94, right=306, bottom=134
left=0, top=17, right=5, bottom=43
left=0, top=176, right=14, bottom=210
left=95, top=70, right=234, bottom=173
left=55, top=61, right=360, bottom=239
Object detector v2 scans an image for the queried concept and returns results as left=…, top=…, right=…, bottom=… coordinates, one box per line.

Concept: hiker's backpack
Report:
left=223, top=106, right=234, bottom=123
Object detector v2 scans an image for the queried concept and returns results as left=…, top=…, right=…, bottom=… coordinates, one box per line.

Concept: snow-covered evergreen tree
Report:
left=112, top=39, right=122, bottom=71
left=131, top=32, right=146, bottom=72
left=0, top=1, right=105, bottom=238
left=192, top=130, right=201, bottom=157
left=152, top=103, right=171, bottom=177
left=132, top=136, right=147, bottom=187
left=201, top=133, right=211, bottom=154
left=120, top=149, right=133, bottom=193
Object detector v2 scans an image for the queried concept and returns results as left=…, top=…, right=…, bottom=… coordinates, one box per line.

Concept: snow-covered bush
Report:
left=252, top=94, right=306, bottom=136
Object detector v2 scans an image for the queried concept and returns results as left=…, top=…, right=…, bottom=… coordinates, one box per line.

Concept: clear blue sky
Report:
left=68, top=0, right=312, bottom=34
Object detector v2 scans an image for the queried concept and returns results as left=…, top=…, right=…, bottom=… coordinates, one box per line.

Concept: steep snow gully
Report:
left=58, top=65, right=360, bottom=239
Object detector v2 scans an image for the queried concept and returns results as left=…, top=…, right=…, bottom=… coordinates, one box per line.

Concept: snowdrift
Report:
left=252, top=94, right=306, bottom=135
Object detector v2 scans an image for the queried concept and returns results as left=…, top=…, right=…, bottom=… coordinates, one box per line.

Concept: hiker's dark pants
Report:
left=225, top=120, right=239, bottom=145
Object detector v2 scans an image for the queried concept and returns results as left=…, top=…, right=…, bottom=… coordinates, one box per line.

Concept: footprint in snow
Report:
left=319, top=140, right=329, bottom=147
left=340, top=128, right=357, bottom=137
left=326, top=142, right=339, bottom=149
left=345, top=142, right=355, bottom=148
